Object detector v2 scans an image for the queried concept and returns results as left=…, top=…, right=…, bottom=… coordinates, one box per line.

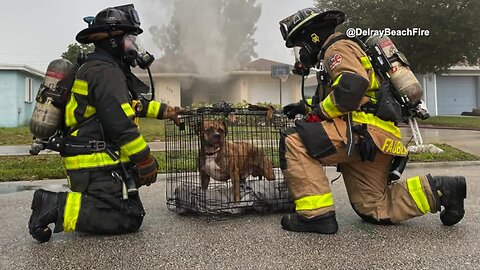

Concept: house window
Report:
left=25, top=77, right=34, bottom=103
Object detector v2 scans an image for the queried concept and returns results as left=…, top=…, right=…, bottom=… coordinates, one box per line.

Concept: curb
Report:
left=398, top=124, right=480, bottom=131
left=323, top=160, right=480, bottom=170
left=405, top=160, right=480, bottom=168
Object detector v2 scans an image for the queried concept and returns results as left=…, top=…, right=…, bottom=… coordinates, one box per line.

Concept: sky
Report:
left=2, top=0, right=314, bottom=72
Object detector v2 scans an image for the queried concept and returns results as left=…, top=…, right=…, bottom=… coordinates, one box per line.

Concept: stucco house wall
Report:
left=0, top=65, right=43, bottom=127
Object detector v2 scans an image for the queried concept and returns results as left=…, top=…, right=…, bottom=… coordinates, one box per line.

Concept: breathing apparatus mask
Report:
left=292, top=25, right=335, bottom=74
left=293, top=45, right=318, bottom=75
left=122, top=34, right=155, bottom=69
left=280, top=8, right=343, bottom=76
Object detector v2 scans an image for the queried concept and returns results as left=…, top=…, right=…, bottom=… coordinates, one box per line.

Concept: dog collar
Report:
left=205, top=148, right=221, bottom=155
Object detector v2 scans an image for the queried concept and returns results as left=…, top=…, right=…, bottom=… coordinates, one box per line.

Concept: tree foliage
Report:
left=149, top=0, right=261, bottom=74
left=61, top=43, right=94, bottom=66
left=315, top=0, right=480, bottom=73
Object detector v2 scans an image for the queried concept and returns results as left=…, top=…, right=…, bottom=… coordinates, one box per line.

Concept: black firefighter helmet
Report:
left=279, top=8, right=345, bottom=48
left=76, top=4, right=143, bottom=44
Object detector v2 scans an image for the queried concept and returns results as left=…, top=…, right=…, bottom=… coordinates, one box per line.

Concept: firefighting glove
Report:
left=162, top=104, right=184, bottom=126
left=283, top=100, right=307, bottom=119
left=135, top=154, right=159, bottom=187
left=354, top=124, right=377, bottom=162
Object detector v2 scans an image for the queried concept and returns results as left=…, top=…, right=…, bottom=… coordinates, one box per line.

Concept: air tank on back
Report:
left=30, top=59, right=74, bottom=140
left=365, top=35, right=423, bottom=102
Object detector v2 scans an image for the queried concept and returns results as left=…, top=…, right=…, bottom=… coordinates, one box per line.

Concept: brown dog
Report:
left=198, top=120, right=275, bottom=202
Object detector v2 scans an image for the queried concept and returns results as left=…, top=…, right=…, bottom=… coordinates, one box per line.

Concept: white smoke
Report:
left=173, top=1, right=227, bottom=76
left=144, top=0, right=260, bottom=77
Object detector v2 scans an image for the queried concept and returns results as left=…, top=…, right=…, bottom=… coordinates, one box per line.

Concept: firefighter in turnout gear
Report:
left=278, top=8, right=467, bottom=233
left=28, top=4, right=182, bottom=242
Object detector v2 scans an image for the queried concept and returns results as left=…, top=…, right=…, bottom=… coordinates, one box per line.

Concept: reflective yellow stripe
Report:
left=65, top=94, right=78, bottom=127
left=326, top=73, right=357, bottom=117
left=360, top=56, right=380, bottom=90
left=360, top=56, right=372, bottom=69
left=71, top=80, right=88, bottom=96
left=120, top=135, right=148, bottom=156
left=84, top=105, right=96, bottom=118
left=407, top=176, right=431, bottom=214
left=63, top=152, right=130, bottom=170
left=147, top=101, right=161, bottom=118
left=332, top=74, right=343, bottom=87
left=352, top=111, right=401, bottom=138
left=369, top=70, right=380, bottom=90
left=71, top=129, right=79, bottom=137
left=295, top=193, right=334, bottom=211
left=306, top=98, right=312, bottom=106
left=121, top=103, right=135, bottom=118
left=64, top=192, right=82, bottom=232
left=321, top=95, right=343, bottom=118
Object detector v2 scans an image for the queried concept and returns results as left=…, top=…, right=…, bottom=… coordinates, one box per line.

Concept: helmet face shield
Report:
left=293, top=46, right=302, bottom=61
left=279, top=20, right=289, bottom=41
left=122, top=34, right=155, bottom=69
left=123, top=34, right=142, bottom=53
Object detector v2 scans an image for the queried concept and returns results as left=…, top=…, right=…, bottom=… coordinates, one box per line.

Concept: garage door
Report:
left=437, top=76, right=477, bottom=115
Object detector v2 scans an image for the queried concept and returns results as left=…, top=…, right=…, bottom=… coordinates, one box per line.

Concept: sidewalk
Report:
left=400, top=127, right=480, bottom=156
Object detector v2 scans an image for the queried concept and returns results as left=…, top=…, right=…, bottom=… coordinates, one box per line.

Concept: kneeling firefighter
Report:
left=278, top=8, right=467, bottom=233
left=28, top=4, right=182, bottom=242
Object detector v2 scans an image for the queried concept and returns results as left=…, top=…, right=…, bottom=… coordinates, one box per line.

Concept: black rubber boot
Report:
left=427, top=175, right=467, bottom=226
left=281, top=211, right=338, bottom=234
left=28, top=189, right=64, bottom=243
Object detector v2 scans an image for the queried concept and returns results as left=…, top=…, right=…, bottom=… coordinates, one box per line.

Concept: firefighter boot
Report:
left=427, top=175, right=467, bottom=226
left=28, top=189, right=65, bottom=243
left=281, top=211, right=338, bottom=234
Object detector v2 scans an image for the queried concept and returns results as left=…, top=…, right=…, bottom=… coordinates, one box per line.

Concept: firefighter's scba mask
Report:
left=122, top=34, right=155, bottom=69
left=290, top=46, right=314, bottom=76
left=294, top=45, right=318, bottom=71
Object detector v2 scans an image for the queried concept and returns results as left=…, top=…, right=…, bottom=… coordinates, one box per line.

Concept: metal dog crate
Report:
left=165, top=107, right=294, bottom=215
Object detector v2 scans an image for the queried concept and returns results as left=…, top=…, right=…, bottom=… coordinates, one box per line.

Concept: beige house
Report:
left=135, top=58, right=303, bottom=107
left=137, top=56, right=480, bottom=116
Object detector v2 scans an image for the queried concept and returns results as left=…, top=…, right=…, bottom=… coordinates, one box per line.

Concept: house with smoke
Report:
left=135, top=57, right=303, bottom=108
left=136, top=57, right=480, bottom=116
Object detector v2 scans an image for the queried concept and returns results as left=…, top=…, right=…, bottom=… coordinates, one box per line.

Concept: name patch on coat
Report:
left=381, top=138, right=408, bottom=156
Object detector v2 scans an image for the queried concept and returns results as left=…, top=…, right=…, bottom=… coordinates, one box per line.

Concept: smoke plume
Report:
left=148, top=0, right=261, bottom=76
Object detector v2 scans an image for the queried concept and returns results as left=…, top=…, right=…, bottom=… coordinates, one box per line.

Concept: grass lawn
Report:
left=0, top=126, right=32, bottom=145
left=409, top=143, right=479, bottom=162
left=418, top=116, right=480, bottom=129
left=2, top=116, right=479, bottom=146
left=0, top=143, right=478, bottom=182
left=0, top=118, right=166, bottom=145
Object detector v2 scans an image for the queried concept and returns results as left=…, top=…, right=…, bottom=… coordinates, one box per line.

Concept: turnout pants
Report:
left=56, top=169, right=145, bottom=234
left=280, top=119, right=439, bottom=224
